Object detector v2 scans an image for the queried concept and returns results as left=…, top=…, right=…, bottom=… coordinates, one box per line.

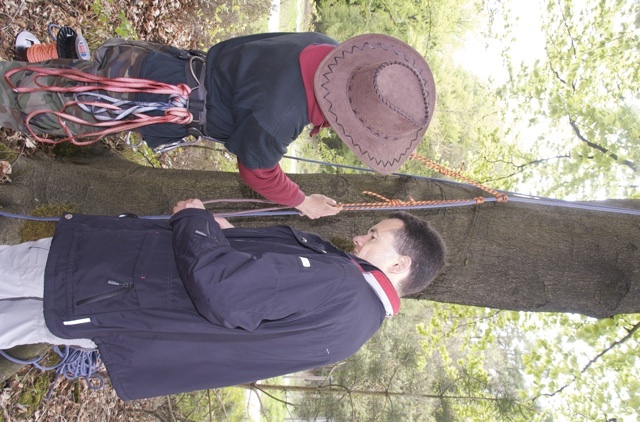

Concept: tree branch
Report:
left=252, top=383, right=522, bottom=403
left=536, top=320, right=640, bottom=401
left=558, top=0, right=577, bottom=57
left=482, top=155, right=572, bottom=184
left=244, top=383, right=297, bottom=407
left=445, top=310, right=503, bottom=336
left=569, top=119, right=637, bottom=171
left=549, top=62, right=568, bottom=87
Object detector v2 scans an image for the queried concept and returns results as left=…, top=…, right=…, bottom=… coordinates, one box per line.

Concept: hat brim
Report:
left=314, top=34, right=436, bottom=174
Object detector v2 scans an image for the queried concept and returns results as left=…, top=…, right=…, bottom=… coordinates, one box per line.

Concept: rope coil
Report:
left=4, top=66, right=192, bottom=145
left=25, top=43, right=59, bottom=62
left=0, top=346, right=104, bottom=399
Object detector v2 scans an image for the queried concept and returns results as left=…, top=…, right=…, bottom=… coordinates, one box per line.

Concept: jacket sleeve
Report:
left=169, top=208, right=344, bottom=331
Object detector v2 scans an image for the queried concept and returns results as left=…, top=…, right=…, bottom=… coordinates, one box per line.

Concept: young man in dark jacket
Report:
left=0, top=199, right=446, bottom=400
left=1, top=33, right=436, bottom=219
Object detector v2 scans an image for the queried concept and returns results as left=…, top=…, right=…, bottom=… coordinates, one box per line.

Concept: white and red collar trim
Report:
left=361, top=270, right=400, bottom=317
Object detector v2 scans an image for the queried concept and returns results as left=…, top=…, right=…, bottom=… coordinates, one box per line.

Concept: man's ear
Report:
left=392, top=255, right=412, bottom=274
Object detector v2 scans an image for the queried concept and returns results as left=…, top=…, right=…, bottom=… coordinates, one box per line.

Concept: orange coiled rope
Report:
left=338, top=153, right=508, bottom=210
left=25, top=43, right=59, bottom=62
left=4, top=66, right=192, bottom=146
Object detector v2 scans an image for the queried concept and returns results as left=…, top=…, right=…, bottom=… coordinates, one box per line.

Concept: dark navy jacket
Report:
left=204, top=32, right=338, bottom=169
left=138, top=32, right=338, bottom=169
left=43, top=209, right=390, bottom=400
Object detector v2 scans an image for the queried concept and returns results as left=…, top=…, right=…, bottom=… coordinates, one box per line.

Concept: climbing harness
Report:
left=0, top=346, right=104, bottom=398
left=184, top=54, right=209, bottom=138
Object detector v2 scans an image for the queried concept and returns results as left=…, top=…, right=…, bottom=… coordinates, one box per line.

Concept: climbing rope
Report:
left=4, top=66, right=192, bottom=145
left=0, top=346, right=104, bottom=398
left=337, top=153, right=508, bottom=211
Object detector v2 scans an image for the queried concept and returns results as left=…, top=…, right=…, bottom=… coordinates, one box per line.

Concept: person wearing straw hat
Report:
left=0, top=33, right=436, bottom=218
left=0, top=198, right=446, bottom=400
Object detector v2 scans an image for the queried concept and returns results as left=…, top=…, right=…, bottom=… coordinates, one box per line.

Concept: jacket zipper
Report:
left=75, top=280, right=133, bottom=306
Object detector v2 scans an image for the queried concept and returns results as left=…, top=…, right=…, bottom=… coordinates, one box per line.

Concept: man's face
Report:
left=352, top=218, right=404, bottom=270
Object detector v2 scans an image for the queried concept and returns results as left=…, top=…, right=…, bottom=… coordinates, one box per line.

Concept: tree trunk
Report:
left=1, top=149, right=639, bottom=318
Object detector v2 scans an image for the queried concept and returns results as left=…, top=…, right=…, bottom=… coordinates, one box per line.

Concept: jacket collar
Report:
left=351, top=259, right=400, bottom=317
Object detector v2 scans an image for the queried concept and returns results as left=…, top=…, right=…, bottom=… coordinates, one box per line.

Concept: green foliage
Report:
left=302, top=131, right=364, bottom=174
left=15, top=372, right=54, bottom=417
left=519, top=313, right=640, bottom=421
left=317, top=0, right=481, bottom=50
left=207, top=0, right=271, bottom=42
left=117, top=137, right=164, bottom=168
left=90, top=0, right=138, bottom=42
left=418, top=303, right=535, bottom=421
left=292, top=300, right=436, bottom=420
left=417, top=303, right=640, bottom=421
left=497, top=0, right=640, bottom=199
left=0, top=140, right=18, bottom=162
left=9, top=351, right=88, bottom=418
left=174, top=387, right=249, bottom=421
left=114, top=10, right=136, bottom=38
left=91, top=0, right=110, bottom=26
left=288, top=300, right=535, bottom=420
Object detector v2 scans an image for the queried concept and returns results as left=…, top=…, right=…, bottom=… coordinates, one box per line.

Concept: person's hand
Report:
left=173, top=198, right=205, bottom=214
left=295, top=194, right=342, bottom=219
left=214, top=216, right=235, bottom=229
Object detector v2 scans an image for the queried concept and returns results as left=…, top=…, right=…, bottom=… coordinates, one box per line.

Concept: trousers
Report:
left=0, top=238, right=96, bottom=350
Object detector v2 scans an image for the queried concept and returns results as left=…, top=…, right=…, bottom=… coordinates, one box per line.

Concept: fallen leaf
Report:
left=24, top=137, right=37, bottom=149
left=0, top=160, right=11, bottom=183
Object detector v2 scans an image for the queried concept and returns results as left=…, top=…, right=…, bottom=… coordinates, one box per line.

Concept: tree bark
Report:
left=1, top=149, right=639, bottom=319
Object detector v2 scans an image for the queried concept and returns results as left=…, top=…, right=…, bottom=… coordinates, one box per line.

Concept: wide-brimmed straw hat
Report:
left=314, top=34, right=436, bottom=174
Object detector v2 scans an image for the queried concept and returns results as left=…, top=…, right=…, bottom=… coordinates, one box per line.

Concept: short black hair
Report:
left=387, top=212, right=446, bottom=296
